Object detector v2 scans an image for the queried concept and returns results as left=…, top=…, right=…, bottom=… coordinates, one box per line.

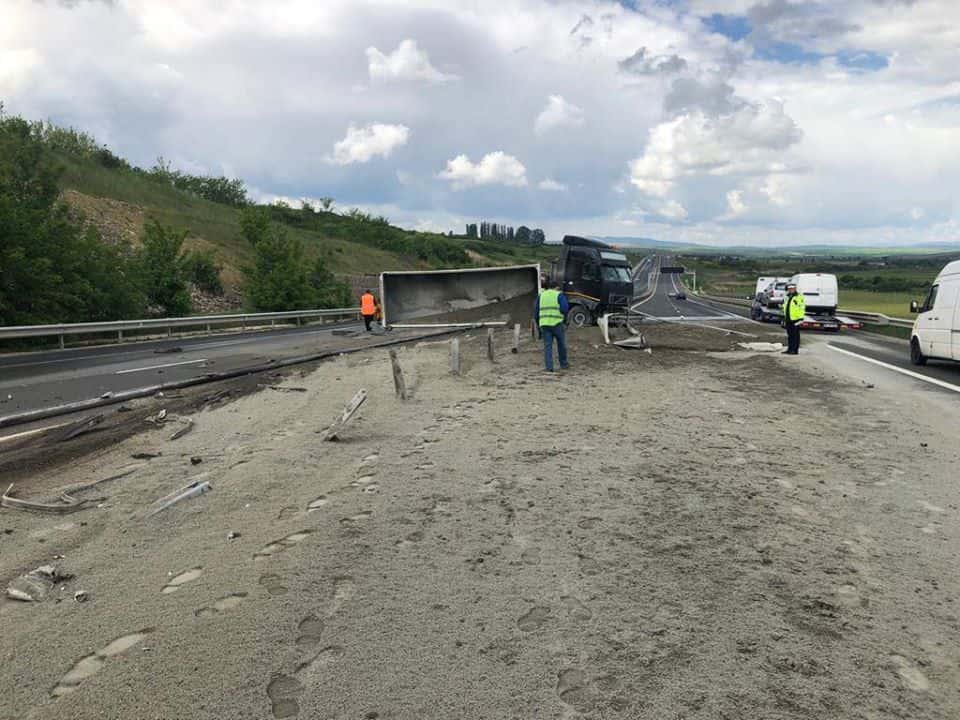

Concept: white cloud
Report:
left=4, top=0, right=960, bottom=246
left=629, top=99, right=803, bottom=198
left=331, top=123, right=410, bottom=165
left=726, top=189, right=746, bottom=216
left=659, top=200, right=689, bottom=221
left=439, top=151, right=528, bottom=189
left=534, top=95, right=585, bottom=136
left=538, top=178, right=568, bottom=191
left=366, top=39, right=456, bottom=84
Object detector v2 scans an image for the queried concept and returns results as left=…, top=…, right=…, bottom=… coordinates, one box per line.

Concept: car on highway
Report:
left=675, top=290, right=687, bottom=301
left=910, top=260, right=960, bottom=365
left=756, top=279, right=790, bottom=308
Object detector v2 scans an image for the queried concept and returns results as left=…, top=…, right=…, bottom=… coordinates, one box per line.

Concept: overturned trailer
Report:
left=380, top=265, right=541, bottom=328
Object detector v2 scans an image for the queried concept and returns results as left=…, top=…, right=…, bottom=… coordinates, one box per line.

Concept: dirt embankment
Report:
left=1, top=325, right=958, bottom=719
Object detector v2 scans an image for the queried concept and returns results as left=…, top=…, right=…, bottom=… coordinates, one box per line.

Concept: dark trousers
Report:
left=785, top=321, right=800, bottom=354
left=363, top=314, right=374, bottom=331
left=541, top=323, right=568, bottom=371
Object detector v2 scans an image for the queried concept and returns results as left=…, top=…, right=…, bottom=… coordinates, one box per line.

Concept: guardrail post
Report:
left=167, top=326, right=172, bottom=337
left=206, top=323, right=211, bottom=333
left=118, top=329, right=123, bottom=343
left=59, top=334, right=64, bottom=350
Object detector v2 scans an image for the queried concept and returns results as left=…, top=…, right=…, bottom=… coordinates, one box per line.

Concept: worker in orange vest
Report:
left=360, top=289, right=378, bottom=332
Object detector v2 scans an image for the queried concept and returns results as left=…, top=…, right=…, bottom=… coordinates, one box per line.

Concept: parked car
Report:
left=910, top=260, right=960, bottom=365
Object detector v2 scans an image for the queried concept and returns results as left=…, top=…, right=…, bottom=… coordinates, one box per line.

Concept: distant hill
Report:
left=593, top=236, right=960, bottom=258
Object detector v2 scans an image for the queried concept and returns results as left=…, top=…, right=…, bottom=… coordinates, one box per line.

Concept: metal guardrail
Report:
left=0, top=307, right=361, bottom=349
left=696, top=292, right=915, bottom=329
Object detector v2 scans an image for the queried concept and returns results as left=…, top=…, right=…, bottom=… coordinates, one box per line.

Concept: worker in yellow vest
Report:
left=534, top=279, right=570, bottom=371
left=360, top=289, right=377, bottom=332
left=782, top=282, right=806, bottom=354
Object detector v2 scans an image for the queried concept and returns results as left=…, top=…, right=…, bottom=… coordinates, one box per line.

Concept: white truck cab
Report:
left=910, top=260, right=960, bottom=366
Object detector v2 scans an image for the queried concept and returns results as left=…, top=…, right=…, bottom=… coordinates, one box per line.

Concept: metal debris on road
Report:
left=57, top=414, right=105, bottom=442
left=74, top=590, right=88, bottom=603
left=132, top=452, right=162, bottom=460
left=190, top=456, right=203, bottom=465
left=268, top=386, right=308, bottom=393
left=2, top=483, right=97, bottom=515
left=146, top=479, right=212, bottom=518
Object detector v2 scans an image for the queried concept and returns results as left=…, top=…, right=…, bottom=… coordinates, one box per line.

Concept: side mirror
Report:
left=910, top=300, right=919, bottom=313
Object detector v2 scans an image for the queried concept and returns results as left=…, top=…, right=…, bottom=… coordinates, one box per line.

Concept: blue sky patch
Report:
left=836, top=50, right=889, bottom=71
left=755, top=42, right=826, bottom=65
left=703, top=13, right=751, bottom=42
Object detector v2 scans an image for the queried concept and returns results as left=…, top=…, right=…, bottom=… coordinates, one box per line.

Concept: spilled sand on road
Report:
left=2, top=323, right=959, bottom=719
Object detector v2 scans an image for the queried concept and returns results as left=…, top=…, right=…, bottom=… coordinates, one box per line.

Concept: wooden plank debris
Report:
left=389, top=350, right=408, bottom=400
left=450, top=338, right=461, bottom=376
left=321, top=389, right=367, bottom=441
left=56, top=414, right=104, bottom=443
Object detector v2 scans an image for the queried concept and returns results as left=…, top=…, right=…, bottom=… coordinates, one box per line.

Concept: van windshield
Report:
left=602, top=266, right=632, bottom=283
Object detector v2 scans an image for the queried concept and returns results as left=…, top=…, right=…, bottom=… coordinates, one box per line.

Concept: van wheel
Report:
left=568, top=306, right=593, bottom=327
left=910, top=338, right=928, bottom=366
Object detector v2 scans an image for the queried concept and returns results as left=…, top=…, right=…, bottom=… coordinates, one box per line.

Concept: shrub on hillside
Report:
left=139, top=220, right=193, bottom=317
left=184, top=249, right=225, bottom=296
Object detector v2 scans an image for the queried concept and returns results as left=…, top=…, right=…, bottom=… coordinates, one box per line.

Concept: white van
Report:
left=789, top=273, right=839, bottom=315
left=910, top=260, right=960, bottom=365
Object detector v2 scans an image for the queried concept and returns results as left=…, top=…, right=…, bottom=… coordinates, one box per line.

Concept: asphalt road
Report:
left=0, top=322, right=380, bottom=422
left=632, top=255, right=744, bottom=321
left=676, top=265, right=960, bottom=394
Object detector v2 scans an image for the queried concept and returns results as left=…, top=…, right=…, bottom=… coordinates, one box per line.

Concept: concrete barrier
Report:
left=380, top=265, right=541, bottom=327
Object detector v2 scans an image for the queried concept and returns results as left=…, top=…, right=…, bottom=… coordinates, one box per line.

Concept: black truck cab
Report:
left=550, top=236, right=633, bottom=326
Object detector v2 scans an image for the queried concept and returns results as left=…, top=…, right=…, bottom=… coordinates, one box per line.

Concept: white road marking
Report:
left=116, top=358, right=209, bottom=375
left=828, top=345, right=960, bottom=394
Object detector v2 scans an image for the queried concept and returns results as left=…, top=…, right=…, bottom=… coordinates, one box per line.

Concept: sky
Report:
left=2, top=0, right=960, bottom=247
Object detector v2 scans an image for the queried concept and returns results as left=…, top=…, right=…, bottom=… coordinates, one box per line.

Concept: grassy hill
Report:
left=54, top=148, right=556, bottom=310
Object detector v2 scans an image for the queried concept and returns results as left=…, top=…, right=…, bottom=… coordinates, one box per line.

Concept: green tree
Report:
left=515, top=225, right=532, bottom=244
left=309, top=256, right=352, bottom=308
left=0, top=108, right=145, bottom=326
left=139, top=220, right=192, bottom=316
left=242, top=210, right=314, bottom=311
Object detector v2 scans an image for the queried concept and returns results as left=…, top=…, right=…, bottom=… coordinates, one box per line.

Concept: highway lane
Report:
left=686, top=281, right=960, bottom=393
left=632, top=255, right=744, bottom=321
left=0, top=321, right=375, bottom=420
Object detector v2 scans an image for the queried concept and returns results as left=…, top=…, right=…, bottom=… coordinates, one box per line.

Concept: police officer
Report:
left=782, top=282, right=805, bottom=355
left=534, top=279, right=570, bottom=371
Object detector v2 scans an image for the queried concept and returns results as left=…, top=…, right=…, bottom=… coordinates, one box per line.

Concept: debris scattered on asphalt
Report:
left=201, top=389, right=232, bottom=406
left=74, top=590, right=88, bottom=603
left=2, top=483, right=97, bottom=515
left=6, top=565, right=72, bottom=602
left=146, top=409, right=167, bottom=425
left=57, top=414, right=105, bottom=442
left=146, top=479, right=212, bottom=518
left=169, top=418, right=194, bottom=441
left=117, top=404, right=133, bottom=412
left=131, top=452, right=162, bottom=460
left=100, top=391, right=114, bottom=399
left=227, top=531, right=241, bottom=540
left=190, top=456, right=203, bottom=465
left=154, top=347, right=183, bottom=354
left=268, top=386, right=308, bottom=393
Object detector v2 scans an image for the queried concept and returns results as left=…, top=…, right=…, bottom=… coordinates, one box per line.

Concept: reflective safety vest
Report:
left=538, top=289, right=564, bottom=327
left=783, top=293, right=806, bottom=322
left=361, top=293, right=376, bottom=316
